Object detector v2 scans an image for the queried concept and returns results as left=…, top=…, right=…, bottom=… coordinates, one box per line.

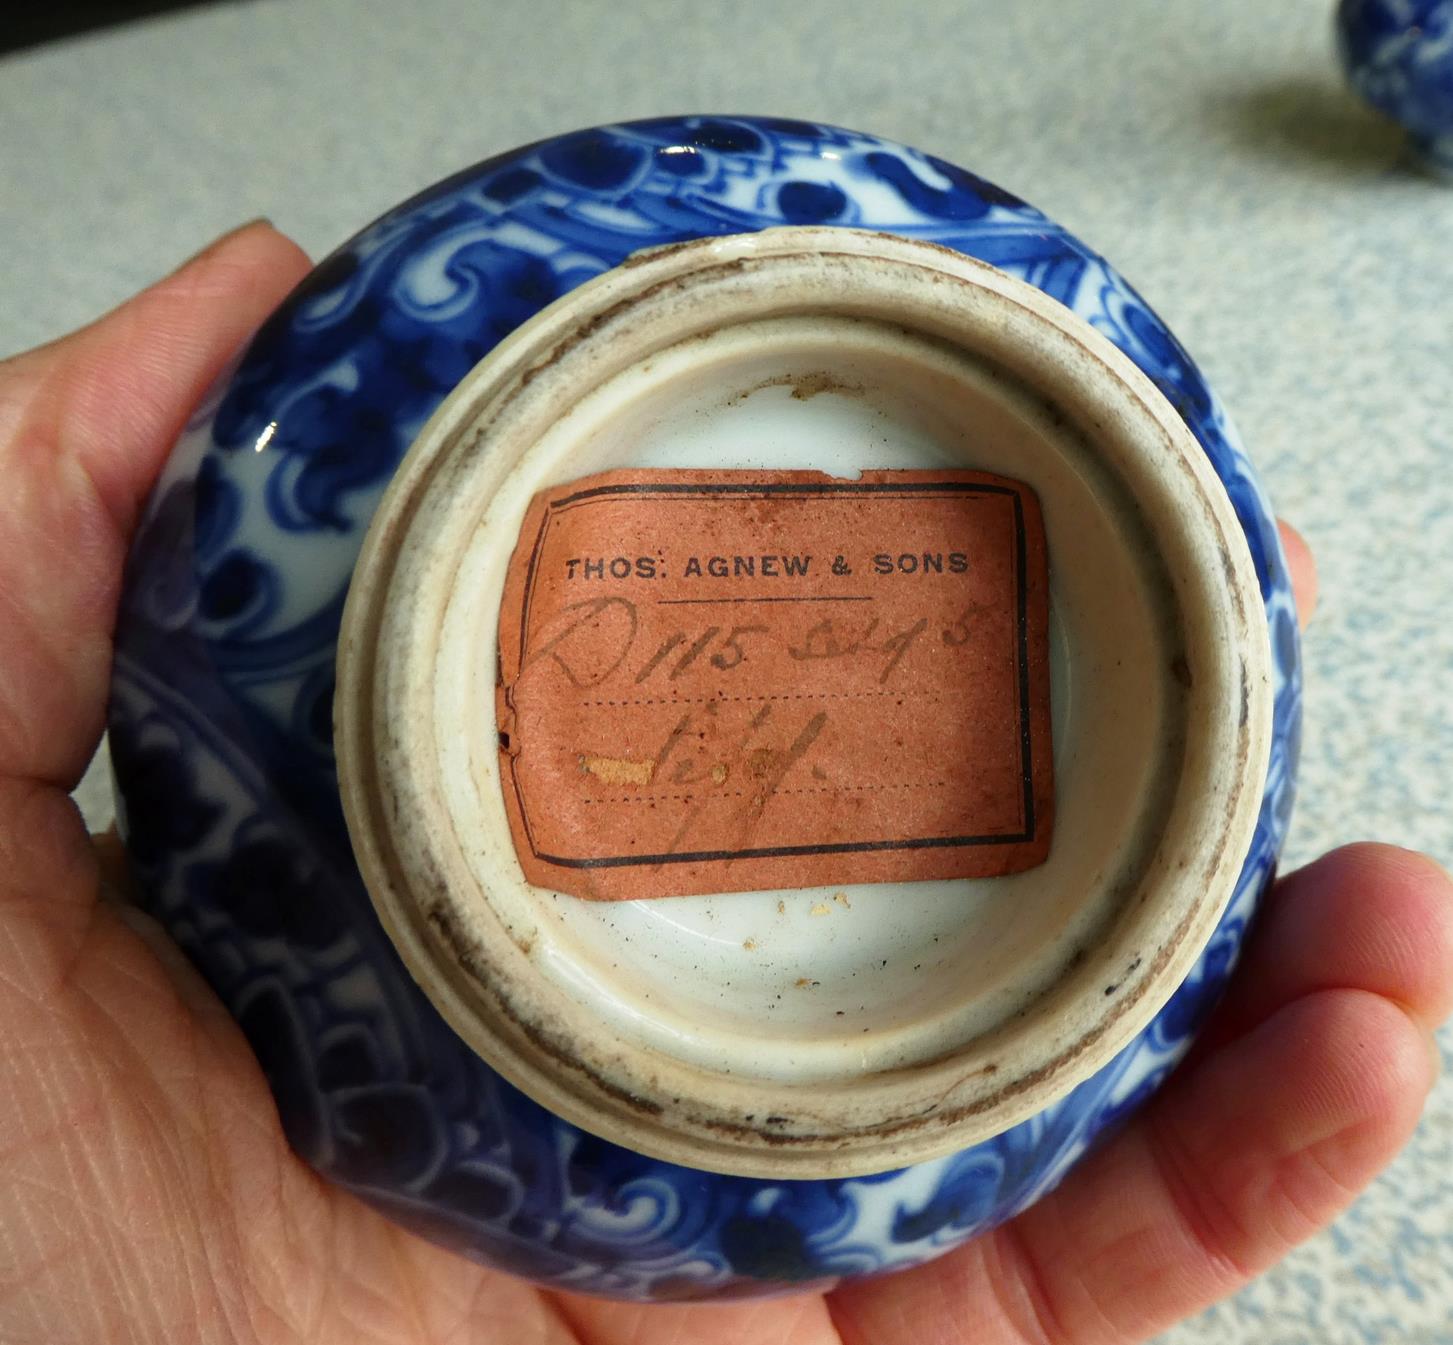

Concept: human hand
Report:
left=1, top=222, right=1449, bottom=1345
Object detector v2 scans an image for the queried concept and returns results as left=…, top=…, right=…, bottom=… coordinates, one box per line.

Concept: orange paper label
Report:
left=495, top=470, right=1052, bottom=899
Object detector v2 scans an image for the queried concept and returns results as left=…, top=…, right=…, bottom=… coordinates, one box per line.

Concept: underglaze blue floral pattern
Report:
left=1338, top=0, right=1453, bottom=173
left=109, top=116, right=1301, bottom=1299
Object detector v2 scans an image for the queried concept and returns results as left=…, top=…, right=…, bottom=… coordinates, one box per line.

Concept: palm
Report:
left=2, top=865, right=595, bottom=1344
left=2, top=225, right=1448, bottom=1345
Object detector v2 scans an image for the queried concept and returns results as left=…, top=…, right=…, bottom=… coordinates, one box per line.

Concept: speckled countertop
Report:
left=2, top=0, right=1449, bottom=1339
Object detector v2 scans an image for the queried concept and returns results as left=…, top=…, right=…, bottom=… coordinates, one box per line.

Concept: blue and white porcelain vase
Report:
left=109, top=116, right=1301, bottom=1301
left=1338, top=0, right=1453, bottom=174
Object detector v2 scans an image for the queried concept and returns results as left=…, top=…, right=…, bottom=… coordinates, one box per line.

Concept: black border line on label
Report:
left=506, top=480, right=1038, bottom=869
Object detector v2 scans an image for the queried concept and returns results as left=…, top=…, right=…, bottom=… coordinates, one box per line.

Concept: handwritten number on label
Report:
left=710, top=625, right=768, bottom=671
left=670, top=626, right=720, bottom=680
left=634, top=631, right=684, bottom=684
left=636, top=625, right=766, bottom=683
left=875, top=616, right=928, bottom=684
left=942, top=607, right=972, bottom=647
left=532, top=607, right=970, bottom=690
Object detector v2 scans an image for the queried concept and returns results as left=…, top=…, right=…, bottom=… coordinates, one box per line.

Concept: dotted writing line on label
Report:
left=581, top=781, right=948, bottom=805
left=578, top=689, right=951, bottom=709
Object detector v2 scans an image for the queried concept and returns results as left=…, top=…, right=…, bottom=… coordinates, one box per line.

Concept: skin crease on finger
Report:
left=0, top=225, right=1448, bottom=1345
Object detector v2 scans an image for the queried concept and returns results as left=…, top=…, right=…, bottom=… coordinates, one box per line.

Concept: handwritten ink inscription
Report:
left=495, top=470, right=1053, bottom=900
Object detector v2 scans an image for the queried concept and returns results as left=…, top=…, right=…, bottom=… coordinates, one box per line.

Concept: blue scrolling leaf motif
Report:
left=109, top=115, right=1302, bottom=1300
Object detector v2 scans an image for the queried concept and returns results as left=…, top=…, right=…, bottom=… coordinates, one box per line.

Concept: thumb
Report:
left=0, top=221, right=312, bottom=788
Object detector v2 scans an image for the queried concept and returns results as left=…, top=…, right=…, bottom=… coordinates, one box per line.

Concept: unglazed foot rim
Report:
left=335, top=226, right=1273, bottom=1179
